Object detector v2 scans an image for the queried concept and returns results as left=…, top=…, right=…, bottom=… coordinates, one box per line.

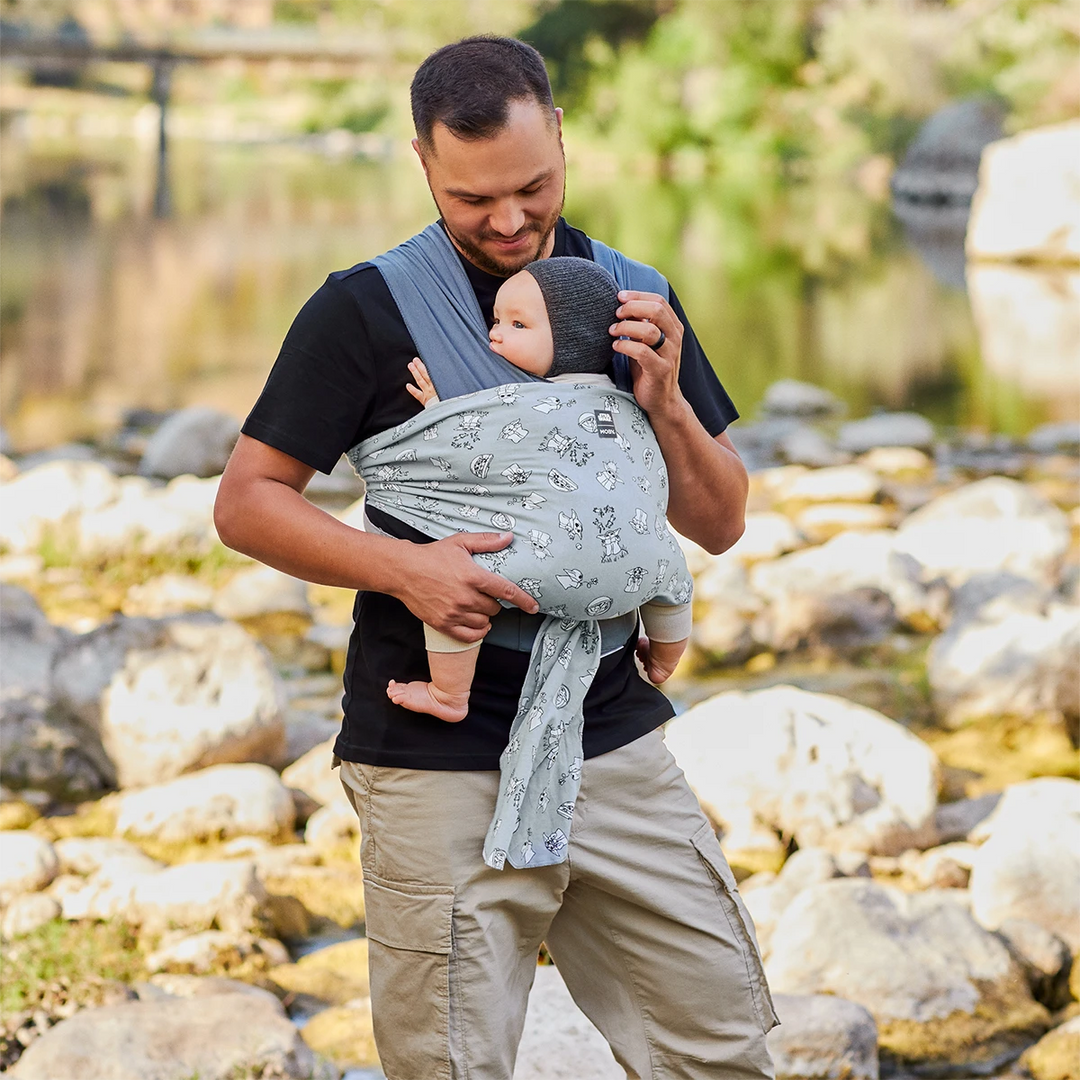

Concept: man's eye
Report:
left=513, top=321, right=525, bottom=329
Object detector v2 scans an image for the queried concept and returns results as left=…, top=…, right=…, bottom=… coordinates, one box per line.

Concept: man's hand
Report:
left=394, top=531, right=540, bottom=644
left=609, top=289, right=685, bottom=420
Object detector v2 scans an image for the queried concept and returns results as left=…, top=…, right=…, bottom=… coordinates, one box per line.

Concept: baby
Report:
left=385, top=256, right=691, bottom=722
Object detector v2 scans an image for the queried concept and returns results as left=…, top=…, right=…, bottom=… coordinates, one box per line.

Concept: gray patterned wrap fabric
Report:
left=348, top=381, right=693, bottom=869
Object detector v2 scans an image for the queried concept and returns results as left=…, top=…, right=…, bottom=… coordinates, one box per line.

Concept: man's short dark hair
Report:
left=411, top=36, right=557, bottom=153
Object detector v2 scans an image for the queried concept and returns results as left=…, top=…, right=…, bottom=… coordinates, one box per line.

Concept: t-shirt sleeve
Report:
left=241, top=276, right=375, bottom=474
left=670, top=285, right=739, bottom=437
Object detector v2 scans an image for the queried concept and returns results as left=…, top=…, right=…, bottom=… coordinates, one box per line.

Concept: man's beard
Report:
left=434, top=188, right=565, bottom=277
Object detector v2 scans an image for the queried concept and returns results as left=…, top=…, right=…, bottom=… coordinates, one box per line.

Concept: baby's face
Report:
left=489, top=270, right=554, bottom=377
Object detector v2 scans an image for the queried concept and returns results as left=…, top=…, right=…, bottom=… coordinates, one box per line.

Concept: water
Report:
left=1, top=135, right=1075, bottom=454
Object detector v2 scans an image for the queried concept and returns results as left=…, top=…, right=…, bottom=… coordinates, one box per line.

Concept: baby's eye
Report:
left=492, top=318, right=500, bottom=326
left=512, top=321, right=525, bottom=329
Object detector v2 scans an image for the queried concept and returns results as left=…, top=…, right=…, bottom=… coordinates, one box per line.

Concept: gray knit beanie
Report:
left=522, top=256, right=619, bottom=378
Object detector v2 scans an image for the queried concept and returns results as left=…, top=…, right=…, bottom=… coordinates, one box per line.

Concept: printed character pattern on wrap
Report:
left=348, top=382, right=693, bottom=869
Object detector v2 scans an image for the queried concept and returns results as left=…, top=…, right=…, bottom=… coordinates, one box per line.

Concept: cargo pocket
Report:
left=363, top=874, right=456, bottom=1080
left=691, top=821, right=780, bottom=1035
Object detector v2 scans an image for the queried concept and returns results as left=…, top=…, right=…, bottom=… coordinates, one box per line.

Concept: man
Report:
left=215, top=35, right=776, bottom=1080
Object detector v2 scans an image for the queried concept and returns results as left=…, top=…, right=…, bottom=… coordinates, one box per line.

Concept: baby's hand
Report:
left=406, top=357, right=439, bottom=406
left=636, top=636, right=686, bottom=685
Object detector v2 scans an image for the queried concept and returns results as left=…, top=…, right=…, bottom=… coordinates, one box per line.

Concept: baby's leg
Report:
left=386, top=627, right=480, bottom=723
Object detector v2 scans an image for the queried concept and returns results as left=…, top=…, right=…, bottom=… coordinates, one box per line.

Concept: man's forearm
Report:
left=215, top=475, right=410, bottom=594
left=649, top=398, right=748, bottom=555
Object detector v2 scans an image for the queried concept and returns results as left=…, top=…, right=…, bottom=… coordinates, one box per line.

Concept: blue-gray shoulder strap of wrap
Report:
left=371, top=223, right=669, bottom=397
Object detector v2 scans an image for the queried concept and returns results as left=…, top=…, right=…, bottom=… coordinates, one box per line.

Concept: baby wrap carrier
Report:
left=351, top=223, right=692, bottom=869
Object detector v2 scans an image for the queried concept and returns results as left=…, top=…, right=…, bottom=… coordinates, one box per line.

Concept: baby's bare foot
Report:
left=387, top=680, right=469, bottom=723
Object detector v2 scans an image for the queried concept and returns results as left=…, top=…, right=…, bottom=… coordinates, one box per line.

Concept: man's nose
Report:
left=488, top=201, right=525, bottom=237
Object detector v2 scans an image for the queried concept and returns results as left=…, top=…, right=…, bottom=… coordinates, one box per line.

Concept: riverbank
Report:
left=0, top=385, right=1077, bottom=1078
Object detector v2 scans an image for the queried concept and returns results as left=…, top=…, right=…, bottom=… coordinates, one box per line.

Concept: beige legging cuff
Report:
left=424, top=624, right=483, bottom=654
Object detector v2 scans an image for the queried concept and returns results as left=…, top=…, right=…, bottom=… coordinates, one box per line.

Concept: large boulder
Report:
left=115, top=763, right=295, bottom=845
left=767, top=994, right=878, bottom=1080
left=749, top=530, right=946, bottom=635
left=836, top=413, right=935, bottom=454
left=0, top=459, right=120, bottom=553
left=928, top=601, right=1080, bottom=726
left=138, top=406, right=239, bottom=480
left=52, top=613, right=286, bottom=788
left=129, top=860, right=268, bottom=935
left=9, top=992, right=323, bottom=1080
left=766, top=879, right=1049, bottom=1073
left=690, top=556, right=760, bottom=664
left=1020, top=1016, right=1080, bottom=1080
left=967, top=121, right=1080, bottom=263
left=968, top=778, right=1080, bottom=954
left=213, top=564, right=312, bottom=622
left=663, top=687, right=940, bottom=856
left=760, top=380, right=843, bottom=419
left=892, top=477, right=1071, bottom=588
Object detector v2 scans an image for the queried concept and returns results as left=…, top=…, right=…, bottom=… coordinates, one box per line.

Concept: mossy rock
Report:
left=268, top=938, right=369, bottom=1006
left=1020, top=1017, right=1080, bottom=1080
left=878, top=989, right=1050, bottom=1074
left=30, top=800, right=117, bottom=843
left=0, top=802, right=40, bottom=831
left=301, top=1002, right=380, bottom=1069
left=1070, top=955, right=1079, bottom=1004
left=262, top=865, right=365, bottom=928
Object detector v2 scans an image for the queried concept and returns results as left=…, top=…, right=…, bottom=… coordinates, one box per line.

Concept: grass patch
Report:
left=0, top=918, right=144, bottom=1017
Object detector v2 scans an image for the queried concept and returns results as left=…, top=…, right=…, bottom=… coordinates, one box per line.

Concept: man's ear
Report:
left=411, top=137, right=429, bottom=177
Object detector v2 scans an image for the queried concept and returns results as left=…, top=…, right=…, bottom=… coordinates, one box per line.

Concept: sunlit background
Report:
left=2, top=0, right=1077, bottom=455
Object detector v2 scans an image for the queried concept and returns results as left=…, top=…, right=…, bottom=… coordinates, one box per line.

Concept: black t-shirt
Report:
left=242, top=219, right=738, bottom=769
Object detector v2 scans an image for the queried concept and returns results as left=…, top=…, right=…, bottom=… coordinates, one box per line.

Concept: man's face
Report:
left=414, top=98, right=566, bottom=277
left=488, top=270, right=554, bottom=377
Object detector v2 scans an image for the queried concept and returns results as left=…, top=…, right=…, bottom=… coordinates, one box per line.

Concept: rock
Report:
left=928, top=602, right=1080, bottom=726
left=761, top=380, right=844, bottom=418
left=794, top=503, right=892, bottom=545
left=968, top=263, right=1080, bottom=416
left=933, top=793, right=1002, bottom=845
left=0, top=460, right=120, bottom=553
left=967, top=121, right=1080, bottom=263
left=779, top=427, right=850, bottom=469
left=121, top=574, right=215, bottom=618
left=251, top=842, right=321, bottom=877
left=749, top=530, right=946, bottom=633
left=213, top=564, right=312, bottom=621
left=304, top=800, right=359, bottom=857
left=752, top=586, right=898, bottom=654
left=1019, top=1015, right=1080, bottom=1080
left=9, top=992, right=321, bottom=1080
left=907, top=843, right=976, bottom=890
left=1029, top=422, right=1080, bottom=455
left=858, top=446, right=933, bottom=478
left=57, top=853, right=164, bottom=921
left=138, top=973, right=281, bottom=1006
left=892, top=97, right=1005, bottom=206
left=893, top=477, right=1071, bottom=587
left=300, top=1001, right=379, bottom=1071
left=947, top=571, right=1052, bottom=628
left=513, top=963, right=622, bottom=1079
left=145, top=929, right=289, bottom=974
left=726, top=512, right=804, bottom=565
left=836, top=413, right=935, bottom=454
left=52, top=836, right=150, bottom=876
left=138, top=406, right=240, bottom=480
left=130, top=860, right=267, bottom=935
left=283, top=710, right=341, bottom=769
left=777, top=465, right=883, bottom=505
left=767, top=993, right=878, bottom=1080
left=690, top=556, right=759, bottom=664
left=967, top=778, right=1080, bottom=953
left=1, top=893, right=61, bottom=938
left=115, top=763, right=295, bottom=844
left=664, top=686, right=940, bottom=856
left=0, top=832, right=58, bottom=902
left=766, top=879, right=1049, bottom=1072
left=281, top=738, right=344, bottom=809
left=0, top=798, right=39, bottom=831
left=268, top=938, right=370, bottom=1006
left=996, top=919, right=1073, bottom=1010
left=261, top=864, right=365, bottom=929
left=52, top=614, right=286, bottom=788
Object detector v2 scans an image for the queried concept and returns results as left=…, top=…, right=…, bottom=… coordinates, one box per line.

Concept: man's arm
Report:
left=214, top=435, right=539, bottom=642
left=610, top=291, right=748, bottom=555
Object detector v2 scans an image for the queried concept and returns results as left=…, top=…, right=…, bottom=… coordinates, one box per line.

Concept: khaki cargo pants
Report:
left=337, top=728, right=778, bottom=1080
